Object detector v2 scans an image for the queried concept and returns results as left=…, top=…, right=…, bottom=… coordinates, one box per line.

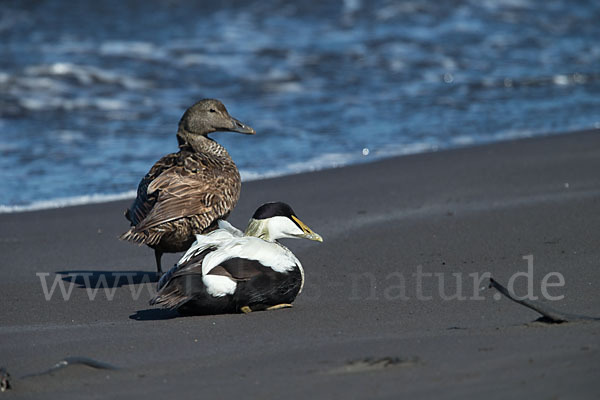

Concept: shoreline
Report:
left=1, top=129, right=599, bottom=398
left=2, top=128, right=597, bottom=214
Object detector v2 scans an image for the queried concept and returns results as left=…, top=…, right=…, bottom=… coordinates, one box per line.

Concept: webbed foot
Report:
left=266, top=303, right=293, bottom=311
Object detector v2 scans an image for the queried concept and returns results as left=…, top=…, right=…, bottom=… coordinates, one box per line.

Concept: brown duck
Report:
left=120, top=99, right=255, bottom=273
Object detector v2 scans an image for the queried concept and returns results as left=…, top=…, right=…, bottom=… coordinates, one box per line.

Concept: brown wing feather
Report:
left=124, top=152, right=182, bottom=226
left=129, top=151, right=241, bottom=235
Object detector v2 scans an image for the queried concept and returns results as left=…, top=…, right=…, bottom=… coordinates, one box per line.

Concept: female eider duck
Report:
left=149, top=202, right=323, bottom=315
left=120, top=99, right=255, bottom=274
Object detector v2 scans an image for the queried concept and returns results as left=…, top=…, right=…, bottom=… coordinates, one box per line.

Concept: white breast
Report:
left=202, top=275, right=237, bottom=297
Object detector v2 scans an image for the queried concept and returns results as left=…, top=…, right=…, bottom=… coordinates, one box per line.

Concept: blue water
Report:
left=1, top=0, right=599, bottom=211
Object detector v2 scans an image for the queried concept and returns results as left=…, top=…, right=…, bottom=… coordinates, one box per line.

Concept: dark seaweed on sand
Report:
left=489, top=278, right=599, bottom=324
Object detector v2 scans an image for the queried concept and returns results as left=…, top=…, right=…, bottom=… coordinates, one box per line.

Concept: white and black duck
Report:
left=150, top=202, right=323, bottom=315
left=120, top=99, right=255, bottom=274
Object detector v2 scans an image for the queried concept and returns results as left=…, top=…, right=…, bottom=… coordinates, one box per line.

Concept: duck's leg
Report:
left=240, top=304, right=293, bottom=313
left=154, top=249, right=163, bottom=275
left=266, top=304, right=293, bottom=311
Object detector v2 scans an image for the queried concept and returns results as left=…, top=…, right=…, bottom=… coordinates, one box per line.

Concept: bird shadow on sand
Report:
left=57, top=270, right=160, bottom=288
left=129, top=308, right=180, bottom=321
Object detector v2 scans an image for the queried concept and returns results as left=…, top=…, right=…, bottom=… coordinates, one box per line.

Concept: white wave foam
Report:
left=24, top=62, right=150, bottom=89
left=239, top=170, right=284, bottom=182
left=100, top=41, right=168, bottom=61
left=285, top=150, right=367, bottom=172
left=0, top=191, right=136, bottom=214
left=480, top=0, right=533, bottom=10
left=18, top=95, right=130, bottom=112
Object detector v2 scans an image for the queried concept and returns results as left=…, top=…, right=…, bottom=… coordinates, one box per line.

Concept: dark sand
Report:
left=1, top=130, right=599, bottom=398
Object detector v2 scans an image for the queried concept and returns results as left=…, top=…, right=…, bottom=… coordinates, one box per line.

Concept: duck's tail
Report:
left=149, top=279, right=189, bottom=309
left=119, top=228, right=162, bottom=246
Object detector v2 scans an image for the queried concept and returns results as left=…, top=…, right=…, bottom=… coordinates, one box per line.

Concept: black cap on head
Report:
left=252, top=202, right=296, bottom=220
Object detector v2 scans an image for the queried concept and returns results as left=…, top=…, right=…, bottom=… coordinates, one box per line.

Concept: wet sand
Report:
left=1, top=130, right=599, bottom=398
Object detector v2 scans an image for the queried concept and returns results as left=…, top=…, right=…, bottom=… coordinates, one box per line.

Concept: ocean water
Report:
left=1, top=0, right=599, bottom=212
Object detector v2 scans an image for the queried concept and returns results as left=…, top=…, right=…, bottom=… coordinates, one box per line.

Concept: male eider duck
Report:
left=120, top=99, right=255, bottom=274
left=149, top=202, right=323, bottom=315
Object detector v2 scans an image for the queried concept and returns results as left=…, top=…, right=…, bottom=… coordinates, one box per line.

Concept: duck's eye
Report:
left=209, top=109, right=216, bottom=113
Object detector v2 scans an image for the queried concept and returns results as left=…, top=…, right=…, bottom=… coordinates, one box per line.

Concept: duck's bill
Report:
left=302, top=231, right=323, bottom=242
left=228, top=117, right=256, bottom=134
left=291, top=215, right=323, bottom=242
